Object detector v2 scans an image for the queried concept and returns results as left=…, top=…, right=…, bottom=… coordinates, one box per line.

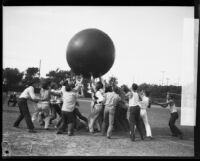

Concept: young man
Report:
left=56, top=76, right=84, bottom=136
left=101, top=86, right=121, bottom=139
left=13, top=80, right=41, bottom=133
left=32, top=80, right=52, bottom=130
left=8, top=92, right=17, bottom=107
left=126, top=83, right=144, bottom=141
left=154, top=93, right=183, bottom=139
left=49, top=82, right=62, bottom=125
left=88, top=75, right=105, bottom=133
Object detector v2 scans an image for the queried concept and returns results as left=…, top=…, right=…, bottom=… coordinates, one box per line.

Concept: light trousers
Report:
left=32, top=102, right=51, bottom=129
left=101, top=107, right=115, bottom=137
left=140, top=109, right=152, bottom=137
left=88, top=104, right=103, bottom=133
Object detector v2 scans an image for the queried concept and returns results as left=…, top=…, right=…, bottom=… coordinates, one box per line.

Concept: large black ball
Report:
left=66, top=28, right=115, bottom=78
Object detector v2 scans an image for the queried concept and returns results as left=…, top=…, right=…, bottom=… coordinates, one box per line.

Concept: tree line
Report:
left=2, top=67, right=181, bottom=106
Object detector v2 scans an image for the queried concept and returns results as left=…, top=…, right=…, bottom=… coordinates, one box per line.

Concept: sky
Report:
left=3, top=6, right=194, bottom=87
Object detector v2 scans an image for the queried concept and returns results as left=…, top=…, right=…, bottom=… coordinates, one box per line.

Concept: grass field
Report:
left=2, top=93, right=194, bottom=157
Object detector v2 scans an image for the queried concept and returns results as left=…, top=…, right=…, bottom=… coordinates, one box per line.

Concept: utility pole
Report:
left=39, top=59, right=41, bottom=78
left=161, top=71, right=165, bottom=86
left=166, top=77, right=170, bottom=86
left=177, top=77, right=180, bottom=86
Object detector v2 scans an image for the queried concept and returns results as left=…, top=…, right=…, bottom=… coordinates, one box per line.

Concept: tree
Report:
left=22, top=67, right=39, bottom=86
left=3, top=68, right=24, bottom=87
left=46, top=68, right=74, bottom=85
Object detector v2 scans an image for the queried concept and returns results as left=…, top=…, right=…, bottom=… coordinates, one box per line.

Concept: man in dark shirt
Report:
left=8, top=92, right=17, bottom=107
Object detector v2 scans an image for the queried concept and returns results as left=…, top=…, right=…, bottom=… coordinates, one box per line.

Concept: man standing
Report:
left=126, top=83, right=144, bottom=141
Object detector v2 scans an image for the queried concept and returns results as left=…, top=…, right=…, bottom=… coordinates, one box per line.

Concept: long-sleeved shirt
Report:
left=104, top=92, right=120, bottom=110
left=19, top=86, right=39, bottom=100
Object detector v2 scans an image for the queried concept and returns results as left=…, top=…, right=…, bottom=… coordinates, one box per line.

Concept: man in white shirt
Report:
left=101, top=86, right=121, bottom=139
left=13, top=79, right=41, bottom=133
left=126, top=83, right=144, bottom=141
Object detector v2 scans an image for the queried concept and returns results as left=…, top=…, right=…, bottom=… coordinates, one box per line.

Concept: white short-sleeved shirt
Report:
left=95, top=90, right=105, bottom=104
left=139, top=96, right=149, bottom=110
left=19, top=86, right=38, bottom=100
left=128, top=91, right=140, bottom=107
left=60, top=86, right=78, bottom=112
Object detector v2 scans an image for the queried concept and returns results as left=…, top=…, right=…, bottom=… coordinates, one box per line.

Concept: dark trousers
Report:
left=169, top=112, right=182, bottom=136
left=128, top=106, right=144, bottom=139
left=49, top=103, right=62, bottom=122
left=58, top=111, right=75, bottom=134
left=8, top=100, right=17, bottom=106
left=13, top=98, right=34, bottom=130
left=73, top=108, right=88, bottom=126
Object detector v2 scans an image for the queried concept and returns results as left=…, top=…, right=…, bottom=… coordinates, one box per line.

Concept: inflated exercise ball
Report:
left=66, top=28, right=115, bottom=78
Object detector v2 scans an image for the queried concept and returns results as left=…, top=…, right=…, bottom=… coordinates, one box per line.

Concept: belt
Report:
left=19, top=98, right=27, bottom=101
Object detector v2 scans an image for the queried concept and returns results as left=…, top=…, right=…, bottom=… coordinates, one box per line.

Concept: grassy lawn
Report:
left=2, top=93, right=194, bottom=157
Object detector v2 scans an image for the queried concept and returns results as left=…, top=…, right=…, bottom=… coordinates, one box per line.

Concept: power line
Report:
left=161, top=71, right=165, bottom=86
left=39, top=59, right=41, bottom=78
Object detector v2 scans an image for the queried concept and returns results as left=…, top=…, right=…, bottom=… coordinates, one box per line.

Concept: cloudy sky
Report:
left=3, top=6, right=194, bottom=86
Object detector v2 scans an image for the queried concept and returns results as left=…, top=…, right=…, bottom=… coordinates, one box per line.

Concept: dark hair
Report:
left=63, top=80, right=69, bottom=86
left=41, top=80, right=51, bottom=90
left=144, top=90, right=150, bottom=97
left=64, top=81, right=72, bottom=92
left=27, top=79, right=38, bottom=86
left=113, top=86, right=120, bottom=95
left=69, top=83, right=75, bottom=89
left=50, top=82, right=58, bottom=89
left=121, top=85, right=130, bottom=93
left=132, top=83, right=138, bottom=91
left=95, top=81, right=103, bottom=91
left=105, top=85, right=113, bottom=92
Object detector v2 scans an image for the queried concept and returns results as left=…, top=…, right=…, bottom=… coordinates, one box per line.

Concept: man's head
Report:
left=50, top=82, right=58, bottom=90
left=41, top=80, right=51, bottom=90
left=27, top=79, right=39, bottom=88
left=95, top=81, right=104, bottom=91
left=113, top=86, right=120, bottom=95
left=131, top=83, right=138, bottom=91
left=105, top=85, right=113, bottom=92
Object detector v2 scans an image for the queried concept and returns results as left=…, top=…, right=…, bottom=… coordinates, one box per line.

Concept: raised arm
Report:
left=99, top=76, right=106, bottom=93
left=90, top=73, right=96, bottom=93
left=73, top=75, right=83, bottom=92
left=77, top=86, right=84, bottom=98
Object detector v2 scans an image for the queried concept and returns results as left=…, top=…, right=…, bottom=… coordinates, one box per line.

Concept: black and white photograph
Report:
left=2, top=2, right=199, bottom=157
